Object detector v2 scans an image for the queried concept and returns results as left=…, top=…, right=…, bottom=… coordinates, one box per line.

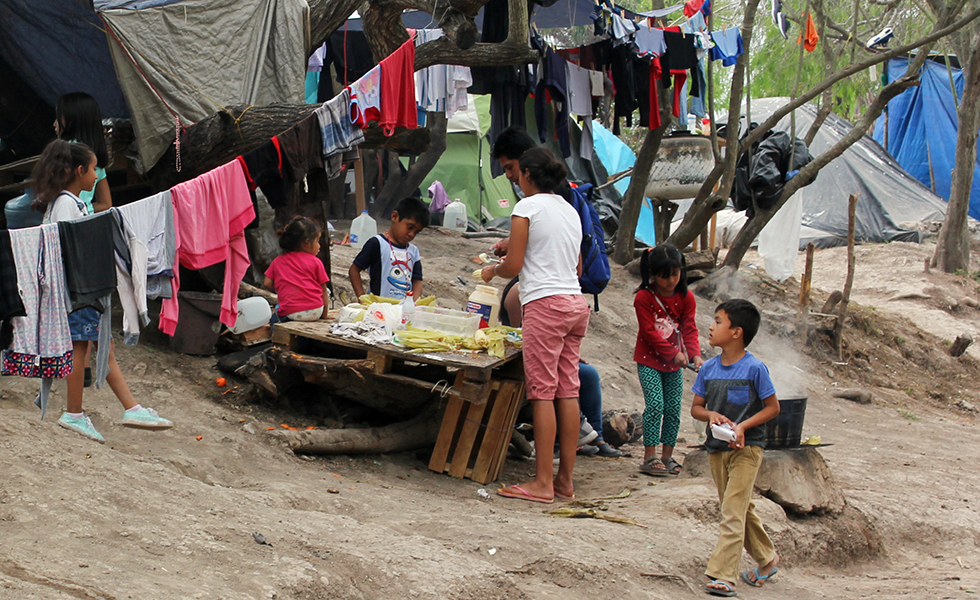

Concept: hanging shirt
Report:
left=236, top=138, right=290, bottom=209
left=682, top=12, right=708, bottom=33
left=565, top=61, right=593, bottom=117
left=379, top=38, right=418, bottom=136
left=534, top=47, right=571, bottom=158
left=278, top=113, right=325, bottom=183
left=635, top=25, right=667, bottom=57
left=610, top=13, right=637, bottom=45
left=352, top=234, right=422, bottom=300
left=710, top=27, right=744, bottom=66
left=349, top=65, right=382, bottom=129
left=316, top=88, right=366, bottom=179
left=158, top=161, right=255, bottom=336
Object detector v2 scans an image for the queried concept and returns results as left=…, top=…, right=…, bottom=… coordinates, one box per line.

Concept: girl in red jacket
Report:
left=634, top=245, right=703, bottom=476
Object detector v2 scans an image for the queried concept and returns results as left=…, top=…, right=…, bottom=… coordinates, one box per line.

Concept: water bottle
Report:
left=350, top=210, right=377, bottom=250
left=443, top=200, right=468, bottom=233
left=400, top=292, right=416, bottom=328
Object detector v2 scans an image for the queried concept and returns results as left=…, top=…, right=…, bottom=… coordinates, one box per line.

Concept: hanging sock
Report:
left=798, top=11, right=819, bottom=52
left=771, top=0, right=790, bottom=39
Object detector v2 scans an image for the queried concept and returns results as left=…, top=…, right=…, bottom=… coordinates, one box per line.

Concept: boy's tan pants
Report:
left=705, top=446, right=776, bottom=583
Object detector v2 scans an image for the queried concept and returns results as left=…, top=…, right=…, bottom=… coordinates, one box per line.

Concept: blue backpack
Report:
left=569, top=183, right=611, bottom=311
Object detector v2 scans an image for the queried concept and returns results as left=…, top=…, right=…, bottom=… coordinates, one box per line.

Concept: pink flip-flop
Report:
left=497, top=485, right=554, bottom=504
left=554, top=491, right=575, bottom=500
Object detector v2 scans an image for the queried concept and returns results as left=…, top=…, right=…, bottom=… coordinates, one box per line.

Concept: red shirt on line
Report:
left=265, top=251, right=329, bottom=316
left=633, top=287, right=701, bottom=372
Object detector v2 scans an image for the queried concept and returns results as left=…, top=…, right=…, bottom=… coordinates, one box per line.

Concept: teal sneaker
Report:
left=58, top=412, right=106, bottom=444
left=120, top=406, right=173, bottom=430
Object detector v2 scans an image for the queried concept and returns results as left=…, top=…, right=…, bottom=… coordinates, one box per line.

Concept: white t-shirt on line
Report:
left=512, top=192, right=583, bottom=306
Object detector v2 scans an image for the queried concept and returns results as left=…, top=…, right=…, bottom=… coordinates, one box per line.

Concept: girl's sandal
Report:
left=639, top=457, right=670, bottom=477
left=663, top=456, right=683, bottom=475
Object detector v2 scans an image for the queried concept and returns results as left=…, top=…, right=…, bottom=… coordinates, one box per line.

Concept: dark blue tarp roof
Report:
left=0, top=0, right=130, bottom=117
left=873, top=57, right=980, bottom=221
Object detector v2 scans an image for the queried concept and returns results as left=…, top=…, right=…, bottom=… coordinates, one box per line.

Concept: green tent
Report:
left=409, top=95, right=519, bottom=222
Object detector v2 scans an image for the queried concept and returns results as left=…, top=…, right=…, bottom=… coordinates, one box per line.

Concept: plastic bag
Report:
left=757, top=194, right=802, bottom=282
left=362, top=303, right=403, bottom=337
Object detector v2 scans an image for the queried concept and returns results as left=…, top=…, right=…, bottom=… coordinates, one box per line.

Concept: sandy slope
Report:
left=0, top=226, right=978, bottom=599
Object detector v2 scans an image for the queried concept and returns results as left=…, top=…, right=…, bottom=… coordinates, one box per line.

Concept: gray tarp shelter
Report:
left=736, top=98, right=948, bottom=248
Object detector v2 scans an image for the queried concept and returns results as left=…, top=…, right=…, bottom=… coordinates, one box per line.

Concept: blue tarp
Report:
left=0, top=0, right=129, bottom=117
left=873, top=57, right=980, bottom=221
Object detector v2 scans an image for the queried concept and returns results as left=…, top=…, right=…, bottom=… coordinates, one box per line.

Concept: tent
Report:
left=873, top=57, right=980, bottom=221
left=635, top=98, right=948, bottom=249
left=411, top=95, right=520, bottom=222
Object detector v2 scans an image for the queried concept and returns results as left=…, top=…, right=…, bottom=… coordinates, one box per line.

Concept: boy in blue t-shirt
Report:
left=691, top=299, right=781, bottom=597
left=349, top=197, right=429, bottom=301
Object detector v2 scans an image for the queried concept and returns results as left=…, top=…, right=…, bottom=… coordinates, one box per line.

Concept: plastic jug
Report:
left=229, top=296, right=272, bottom=334
left=466, top=285, right=501, bottom=329
left=444, top=200, right=468, bottom=233
left=350, top=210, right=377, bottom=250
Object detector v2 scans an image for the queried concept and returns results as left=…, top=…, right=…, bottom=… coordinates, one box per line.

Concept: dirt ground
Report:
left=2, top=224, right=979, bottom=600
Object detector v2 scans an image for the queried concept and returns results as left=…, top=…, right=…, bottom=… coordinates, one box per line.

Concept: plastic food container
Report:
left=412, top=305, right=480, bottom=338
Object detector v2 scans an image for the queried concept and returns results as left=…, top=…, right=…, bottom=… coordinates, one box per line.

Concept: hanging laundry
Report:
left=534, top=47, right=571, bottom=158
left=113, top=192, right=176, bottom=345
left=236, top=138, right=290, bottom=211
left=635, top=24, right=667, bottom=57
left=610, top=12, right=637, bottom=46
left=683, top=0, right=711, bottom=18
left=689, top=57, right=708, bottom=117
left=610, top=42, right=637, bottom=134
left=278, top=113, right=325, bottom=186
left=428, top=181, right=451, bottom=214
left=349, top=65, right=382, bottom=129
left=158, top=161, right=255, bottom=337
left=638, top=4, right=685, bottom=18
left=589, top=69, right=604, bottom=96
left=565, top=61, right=593, bottom=117
left=379, top=38, right=418, bottom=136
left=682, top=11, right=708, bottom=34
left=415, top=29, right=473, bottom=117
left=58, top=212, right=117, bottom=388
left=799, top=11, right=819, bottom=52
left=771, top=0, right=790, bottom=39
left=709, top=27, right=744, bottom=66
left=0, top=231, right=26, bottom=350
left=866, top=27, right=894, bottom=49
left=316, top=88, right=366, bottom=179
left=2, top=224, right=74, bottom=418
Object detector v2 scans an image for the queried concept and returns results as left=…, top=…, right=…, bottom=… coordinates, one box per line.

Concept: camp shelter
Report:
left=873, top=56, right=980, bottom=221
left=413, top=95, right=520, bottom=223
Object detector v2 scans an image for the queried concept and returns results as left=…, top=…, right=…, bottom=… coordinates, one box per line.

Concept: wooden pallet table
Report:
left=271, top=321, right=525, bottom=484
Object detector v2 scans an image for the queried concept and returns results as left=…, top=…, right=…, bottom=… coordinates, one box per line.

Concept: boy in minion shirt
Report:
left=349, top=197, right=429, bottom=300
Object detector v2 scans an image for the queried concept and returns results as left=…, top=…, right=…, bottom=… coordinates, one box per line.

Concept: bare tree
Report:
left=931, top=16, right=980, bottom=273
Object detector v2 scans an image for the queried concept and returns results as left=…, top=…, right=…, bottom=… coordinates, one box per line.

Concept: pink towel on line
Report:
left=158, top=161, right=255, bottom=336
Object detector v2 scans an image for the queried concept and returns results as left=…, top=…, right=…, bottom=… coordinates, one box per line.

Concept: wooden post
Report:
left=709, top=213, right=717, bottom=249
left=699, top=224, right=709, bottom=252
left=833, top=194, right=859, bottom=359
left=798, top=242, right=815, bottom=343
left=353, top=148, right=366, bottom=214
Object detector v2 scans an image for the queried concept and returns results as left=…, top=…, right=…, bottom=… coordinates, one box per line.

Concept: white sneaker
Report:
left=120, top=407, right=173, bottom=430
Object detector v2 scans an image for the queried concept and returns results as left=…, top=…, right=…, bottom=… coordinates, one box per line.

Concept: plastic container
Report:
left=466, top=285, right=501, bottom=329
left=350, top=210, right=377, bottom=250
left=170, top=291, right=223, bottom=355
left=229, top=296, right=272, bottom=334
left=412, top=305, right=480, bottom=338
left=765, top=396, right=808, bottom=448
left=444, top=200, right=468, bottom=233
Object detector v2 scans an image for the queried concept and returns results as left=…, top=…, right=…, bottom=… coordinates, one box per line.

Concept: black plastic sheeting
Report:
left=744, top=98, right=947, bottom=249
left=0, top=0, right=130, bottom=118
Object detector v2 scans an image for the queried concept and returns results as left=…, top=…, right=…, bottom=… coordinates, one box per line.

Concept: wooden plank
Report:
left=486, top=380, right=525, bottom=482
left=271, top=324, right=301, bottom=351
left=366, top=350, right=392, bottom=375
left=449, top=368, right=493, bottom=404
left=470, top=380, right=516, bottom=483
left=353, top=150, right=366, bottom=213
left=429, top=396, right=466, bottom=473
left=447, top=399, right=488, bottom=478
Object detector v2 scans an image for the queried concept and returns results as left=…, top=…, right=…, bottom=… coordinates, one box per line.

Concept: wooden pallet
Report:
left=428, top=378, right=525, bottom=484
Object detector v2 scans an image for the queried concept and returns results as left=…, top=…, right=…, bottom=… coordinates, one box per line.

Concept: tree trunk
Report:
left=283, top=405, right=443, bottom=455
left=722, top=72, right=923, bottom=270
left=376, top=111, right=449, bottom=217
left=666, top=0, right=763, bottom=251
left=932, top=30, right=980, bottom=273
left=667, top=5, right=980, bottom=253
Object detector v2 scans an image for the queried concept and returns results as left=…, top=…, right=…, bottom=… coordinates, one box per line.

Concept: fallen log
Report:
left=832, top=388, right=873, bottom=405
left=283, top=405, right=443, bottom=454
left=239, top=281, right=278, bottom=305
left=269, top=346, right=375, bottom=379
